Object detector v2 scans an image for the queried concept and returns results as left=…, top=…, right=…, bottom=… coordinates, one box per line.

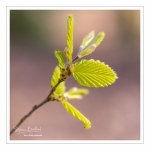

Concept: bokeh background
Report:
left=10, top=10, right=140, bottom=140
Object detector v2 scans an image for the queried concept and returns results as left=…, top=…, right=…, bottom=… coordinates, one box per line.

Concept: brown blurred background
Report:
left=10, top=10, right=140, bottom=140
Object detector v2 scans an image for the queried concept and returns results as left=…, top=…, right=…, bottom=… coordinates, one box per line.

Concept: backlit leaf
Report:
left=77, top=32, right=105, bottom=58
left=62, top=101, right=91, bottom=129
left=54, top=50, right=65, bottom=68
left=73, top=59, right=118, bottom=88
left=77, top=44, right=96, bottom=58
left=66, top=14, right=74, bottom=63
left=79, top=30, right=95, bottom=52
left=90, top=31, right=105, bottom=46
left=51, top=66, right=66, bottom=94
left=64, top=87, right=89, bottom=99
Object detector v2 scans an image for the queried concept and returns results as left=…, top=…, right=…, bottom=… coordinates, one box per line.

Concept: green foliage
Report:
left=78, top=44, right=96, bottom=58
left=65, top=87, right=89, bottom=100
left=10, top=14, right=118, bottom=135
left=54, top=50, right=65, bottom=68
left=73, top=59, right=118, bottom=87
left=77, top=32, right=105, bottom=58
left=50, top=14, right=118, bottom=130
left=62, top=101, right=91, bottom=129
left=51, top=66, right=66, bottom=94
left=66, top=14, right=74, bottom=64
left=79, top=30, right=95, bottom=51
left=90, top=32, right=105, bottom=46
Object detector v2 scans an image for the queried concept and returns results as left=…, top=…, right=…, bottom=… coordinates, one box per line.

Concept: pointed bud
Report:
left=63, top=47, right=72, bottom=64
left=63, top=47, right=70, bottom=58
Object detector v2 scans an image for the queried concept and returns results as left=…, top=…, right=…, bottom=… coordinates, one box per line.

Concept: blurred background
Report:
left=10, top=10, right=140, bottom=140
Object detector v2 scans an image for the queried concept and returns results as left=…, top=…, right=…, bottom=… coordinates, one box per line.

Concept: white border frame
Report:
left=6, top=6, right=144, bottom=144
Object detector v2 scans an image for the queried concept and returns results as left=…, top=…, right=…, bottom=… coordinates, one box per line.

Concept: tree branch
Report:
left=10, top=79, right=62, bottom=135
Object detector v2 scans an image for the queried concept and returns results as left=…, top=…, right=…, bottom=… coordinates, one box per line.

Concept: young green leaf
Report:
left=54, top=50, right=65, bottom=68
left=62, top=101, right=91, bottom=129
left=77, top=32, right=105, bottom=58
left=79, top=30, right=95, bottom=52
left=64, top=87, right=89, bottom=99
left=90, top=31, right=105, bottom=46
left=73, top=59, right=118, bottom=88
left=51, top=66, right=66, bottom=94
left=77, top=44, right=96, bottom=58
left=66, top=14, right=74, bottom=64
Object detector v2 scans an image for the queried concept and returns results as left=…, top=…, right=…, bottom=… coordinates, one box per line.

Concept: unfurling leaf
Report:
left=62, top=101, right=91, bottom=129
left=51, top=66, right=66, bottom=94
left=79, top=30, right=95, bottom=52
left=73, top=59, right=118, bottom=88
left=54, top=50, right=65, bottom=68
left=65, top=87, right=89, bottom=99
left=77, top=32, right=105, bottom=58
left=77, top=44, right=96, bottom=58
left=66, top=14, right=74, bottom=64
left=90, top=31, right=105, bottom=46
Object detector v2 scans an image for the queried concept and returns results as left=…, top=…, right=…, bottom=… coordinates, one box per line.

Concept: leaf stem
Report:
left=10, top=79, right=62, bottom=135
left=72, top=56, right=79, bottom=63
left=66, top=56, right=79, bottom=70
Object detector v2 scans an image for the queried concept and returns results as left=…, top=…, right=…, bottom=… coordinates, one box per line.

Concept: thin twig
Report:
left=10, top=79, right=62, bottom=135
